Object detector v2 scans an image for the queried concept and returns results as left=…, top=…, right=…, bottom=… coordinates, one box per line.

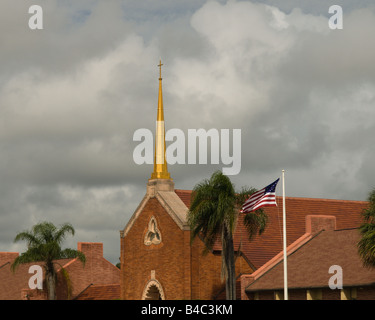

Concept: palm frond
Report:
left=357, top=189, right=375, bottom=268
left=358, top=222, right=375, bottom=268
left=243, top=208, right=268, bottom=241
left=54, top=223, right=75, bottom=244
left=60, top=248, right=86, bottom=266
left=14, top=231, right=40, bottom=247
left=11, top=250, right=43, bottom=272
left=235, top=186, right=258, bottom=209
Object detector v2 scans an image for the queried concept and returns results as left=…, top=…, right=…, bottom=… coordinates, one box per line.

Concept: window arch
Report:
left=142, top=279, right=165, bottom=300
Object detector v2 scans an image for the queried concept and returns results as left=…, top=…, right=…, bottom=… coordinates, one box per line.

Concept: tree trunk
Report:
left=223, top=225, right=236, bottom=300
left=46, top=266, right=56, bottom=300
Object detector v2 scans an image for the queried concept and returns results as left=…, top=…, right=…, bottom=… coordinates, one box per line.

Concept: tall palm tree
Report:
left=11, top=221, right=86, bottom=300
left=188, top=171, right=268, bottom=300
left=358, top=189, right=375, bottom=268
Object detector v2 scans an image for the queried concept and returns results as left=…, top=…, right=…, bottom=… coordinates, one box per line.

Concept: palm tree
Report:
left=188, top=171, right=268, bottom=300
left=11, top=221, right=86, bottom=300
left=358, top=189, right=375, bottom=268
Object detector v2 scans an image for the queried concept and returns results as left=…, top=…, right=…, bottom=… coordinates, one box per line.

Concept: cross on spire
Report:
left=158, top=59, right=163, bottom=80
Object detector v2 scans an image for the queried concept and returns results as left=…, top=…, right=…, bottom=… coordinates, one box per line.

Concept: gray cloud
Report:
left=0, top=1, right=375, bottom=264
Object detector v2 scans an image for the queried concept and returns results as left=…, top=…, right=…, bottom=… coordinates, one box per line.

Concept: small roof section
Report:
left=121, top=180, right=189, bottom=238
left=74, top=284, right=120, bottom=300
left=175, top=189, right=368, bottom=269
left=245, top=228, right=375, bottom=292
left=0, top=259, right=72, bottom=300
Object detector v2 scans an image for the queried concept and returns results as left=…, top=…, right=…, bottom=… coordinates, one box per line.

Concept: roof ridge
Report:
left=89, top=283, right=120, bottom=287
left=276, top=196, right=368, bottom=203
left=73, top=283, right=93, bottom=300
left=0, top=262, right=10, bottom=269
left=174, top=189, right=192, bottom=194
left=334, top=227, right=359, bottom=232
left=175, top=189, right=368, bottom=203
left=246, top=231, right=321, bottom=282
left=244, top=231, right=324, bottom=291
left=57, top=257, right=77, bottom=270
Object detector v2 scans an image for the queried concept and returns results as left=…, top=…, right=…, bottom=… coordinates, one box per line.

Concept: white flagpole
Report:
left=282, top=169, right=288, bottom=300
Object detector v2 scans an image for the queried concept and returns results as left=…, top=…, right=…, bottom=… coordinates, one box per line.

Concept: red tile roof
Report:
left=74, top=284, right=120, bottom=300
left=0, top=252, right=19, bottom=266
left=175, top=189, right=368, bottom=269
left=245, top=228, right=375, bottom=292
left=0, top=259, right=72, bottom=300
left=0, top=242, right=120, bottom=300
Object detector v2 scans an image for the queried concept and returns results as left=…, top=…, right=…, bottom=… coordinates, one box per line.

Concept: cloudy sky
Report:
left=1, top=0, right=375, bottom=264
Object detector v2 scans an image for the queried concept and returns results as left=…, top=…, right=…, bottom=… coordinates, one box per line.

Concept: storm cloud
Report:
left=0, top=0, right=375, bottom=264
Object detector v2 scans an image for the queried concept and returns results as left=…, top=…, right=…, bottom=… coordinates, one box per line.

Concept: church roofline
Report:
left=120, top=187, right=190, bottom=238
left=120, top=193, right=150, bottom=238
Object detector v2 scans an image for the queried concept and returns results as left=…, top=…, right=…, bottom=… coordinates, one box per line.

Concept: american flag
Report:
left=241, top=178, right=280, bottom=213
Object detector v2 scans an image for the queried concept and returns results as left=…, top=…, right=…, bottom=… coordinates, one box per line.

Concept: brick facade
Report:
left=121, top=197, right=190, bottom=299
left=121, top=183, right=372, bottom=301
left=191, top=237, right=253, bottom=300
left=56, top=242, right=120, bottom=299
left=120, top=194, right=254, bottom=300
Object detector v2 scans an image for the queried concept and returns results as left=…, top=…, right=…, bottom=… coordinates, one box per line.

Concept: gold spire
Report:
left=151, top=60, right=171, bottom=180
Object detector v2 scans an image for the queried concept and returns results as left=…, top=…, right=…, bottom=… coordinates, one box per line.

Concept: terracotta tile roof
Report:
left=0, top=242, right=120, bottom=300
left=0, top=252, right=19, bottom=267
left=74, top=284, right=120, bottom=300
left=175, top=189, right=192, bottom=208
left=174, top=189, right=368, bottom=269
left=0, top=258, right=73, bottom=300
left=245, top=228, right=375, bottom=292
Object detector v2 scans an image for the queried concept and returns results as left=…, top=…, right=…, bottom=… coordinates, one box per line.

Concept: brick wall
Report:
left=240, top=275, right=253, bottom=300
left=56, top=242, right=120, bottom=299
left=21, top=288, right=47, bottom=300
left=322, top=287, right=341, bottom=300
left=191, top=237, right=253, bottom=300
left=121, top=197, right=190, bottom=300
left=191, top=238, right=223, bottom=300
left=258, top=291, right=274, bottom=300
left=356, top=286, right=375, bottom=300
left=121, top=195, right=255, bottom=300
left=288, top=289, right=307, bottom=300
left=0, top=261, right=37, bottom=300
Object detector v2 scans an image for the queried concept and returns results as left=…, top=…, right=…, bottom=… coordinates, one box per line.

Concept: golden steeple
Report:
left=151, top=60, right=171, bottom=180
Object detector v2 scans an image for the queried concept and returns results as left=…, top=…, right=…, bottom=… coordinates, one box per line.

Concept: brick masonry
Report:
left=121, top=197, right=189, bottom=299
left=120, top=196, right=254, bottom=300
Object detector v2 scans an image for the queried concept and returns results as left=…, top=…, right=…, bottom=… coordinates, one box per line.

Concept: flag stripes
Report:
left=241, top=178, right=279, bottom=213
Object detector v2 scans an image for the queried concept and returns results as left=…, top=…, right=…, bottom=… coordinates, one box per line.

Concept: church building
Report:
left=119, top=61, right=253, bottom=300
left=119, top=61, right=369, bottom=300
